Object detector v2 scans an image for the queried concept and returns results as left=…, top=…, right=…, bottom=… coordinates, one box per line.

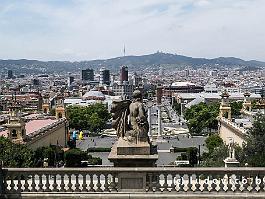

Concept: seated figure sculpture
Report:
left=111, top=90, right=149, bottom=144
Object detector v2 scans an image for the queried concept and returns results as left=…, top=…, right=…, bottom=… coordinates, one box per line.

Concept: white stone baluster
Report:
left=96, top=174, right=102, bottom=192
left=170, top=174, right=177, bottom=192
left=52, top=174, right=58, bottom=192
left=75, top=174, right=81, bottom=192
left=9, top=173, right=15, bottom=193
left=178, top=174, right=185, bottom=192
left=17, top=175, right=22, bottom=192
left=89, top=174, right=95, bottom=192
left=162, top=173, right=169, bottom=192
left=68, top=174, right=73, bottom=191
left=104, top=173, right=110, bottom=192
left=60, top=174, right=66, bottom=192
left=45, top=174, right=51, bottom=192
left=31, top=174, right=37, bottom=192
left=38, top=174, right=44, bottom=192
left=24, top=173, right=30, bottom=192
left=82, top=174, right=88, bottom=192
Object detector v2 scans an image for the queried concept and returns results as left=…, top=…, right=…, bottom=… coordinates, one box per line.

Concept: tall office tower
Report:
left=100, top=68, right=110, bottom=85
left=120, top=66, right=128, bottom=83
left=156, top=85, right=163, bottom=105
left=132, top=72, right=142, bottom=87
left=185, top=69, right=189, bottom=77
left=68, top=76, right=74, bottom=87
left=7, top=70, right=13, bottom=79
left=32, top=78, right=40, bottom=86
left=82, top=68, right=94, bottom=81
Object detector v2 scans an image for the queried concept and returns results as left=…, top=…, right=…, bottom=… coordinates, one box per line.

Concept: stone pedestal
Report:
left=224, top=157, right=239, bottom=167
left=108, top=138, right=158, bottom=167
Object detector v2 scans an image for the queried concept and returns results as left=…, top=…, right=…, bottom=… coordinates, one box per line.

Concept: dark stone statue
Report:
left=111, top=90, right=149, bottom=143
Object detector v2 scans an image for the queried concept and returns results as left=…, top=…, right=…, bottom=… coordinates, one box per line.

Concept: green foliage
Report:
left=50, top=108, right=56, bottom=116
left=175, top=147, right=198, bottom=167
left=230, top=101, right=243, bottom=117
left=184, top=102, right=219, bottom=135
left=176, top=153, right=188, bottom=160
left=243, top=114, right=265, bottom=166
left=33, top=146, right=64, bottom=167
left=201, top=144, right=229, bottom=167
left=205, top=134, right=223, bottom=153
left=173, top=147, right=190, bottom=153
left=64, top=148, right=102, bottom=167
left=202, top=134, right=243, bottom=167
left=202, top=134, right=227, bottom=167
left=187, top=147, right=198, bottom=166
left=87, top=157, right=102, bottom=165
left=87, top=147, right=111, bottom=152
left=0, top=137, right=34, bottom=167
left=172, top=102, right=181, bottom=115
left=67, top=103, right=111, bottom=132
left=64, top=148, right=88, bottom=167
left=251, top=100, right=258, bottom=109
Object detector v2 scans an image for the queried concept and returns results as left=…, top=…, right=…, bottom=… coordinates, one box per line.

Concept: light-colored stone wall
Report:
left=219, top=118, right=246, bottom=147
left=26, top=121, right=67, bottom=150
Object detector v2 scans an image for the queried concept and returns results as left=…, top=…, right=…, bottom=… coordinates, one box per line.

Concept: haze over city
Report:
left=1, top=0, right=265, bottom=61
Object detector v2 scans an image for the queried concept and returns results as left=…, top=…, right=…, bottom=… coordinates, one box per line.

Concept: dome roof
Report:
left=171, top=81, right=195, bottom=87
left=83, top=90, right=105, bottom=100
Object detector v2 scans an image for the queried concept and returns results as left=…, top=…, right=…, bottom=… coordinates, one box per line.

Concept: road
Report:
left=77, top=135, right=207, bottom=166
left=76, top=98, right=206, bottom=166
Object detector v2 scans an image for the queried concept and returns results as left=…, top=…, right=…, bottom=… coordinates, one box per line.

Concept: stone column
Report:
left=157, top=105, right=162, bottom=137
left=148, top=106, right=152, bottom=138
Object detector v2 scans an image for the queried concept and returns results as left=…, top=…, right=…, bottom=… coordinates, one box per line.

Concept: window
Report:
left=11, top=129, right=17, bottom=138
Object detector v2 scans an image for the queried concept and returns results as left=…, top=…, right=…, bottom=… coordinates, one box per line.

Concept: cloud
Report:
left=0, top=0, right=264, bottom=61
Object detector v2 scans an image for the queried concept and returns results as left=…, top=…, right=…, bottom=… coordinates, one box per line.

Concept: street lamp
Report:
left=198, top=144, right=205, bottom=166
left=146, top=100, right=153, bottom=138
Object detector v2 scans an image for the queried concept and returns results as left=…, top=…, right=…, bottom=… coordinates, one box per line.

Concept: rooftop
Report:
left=171, top=81, right=196, bottom=87
left=0, top=119, right=58, bottom=138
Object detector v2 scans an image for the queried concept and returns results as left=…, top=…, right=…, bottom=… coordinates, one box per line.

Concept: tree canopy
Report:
left=184, top=102, right=219, bottom=135
left=0, top=137, right=34, bottom=167
left=67, top=103, right=111, bottom=132
left=242, top=114, right=265, bottom=166
left=205, top=134, right=223, bottom=153
left=230, top=101, right=243, bottom=117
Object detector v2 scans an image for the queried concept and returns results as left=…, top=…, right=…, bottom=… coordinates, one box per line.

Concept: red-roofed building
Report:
left=1, top=117, right=68, bottom=150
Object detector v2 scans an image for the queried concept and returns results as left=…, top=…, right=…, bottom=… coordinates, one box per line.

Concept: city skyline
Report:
left=0, top=0, right=265, bottom=61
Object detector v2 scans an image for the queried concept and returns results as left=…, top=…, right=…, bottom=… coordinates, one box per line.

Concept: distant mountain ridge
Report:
left=0, top=52, right=264, bottom=74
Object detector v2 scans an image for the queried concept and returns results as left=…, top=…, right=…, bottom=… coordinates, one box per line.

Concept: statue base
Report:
left=224, top=157, right=239, bottom=168
left=108, top=138, right=158, bottom=167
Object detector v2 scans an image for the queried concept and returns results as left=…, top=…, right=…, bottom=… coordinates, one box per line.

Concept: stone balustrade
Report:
left=219, top=117, right=246, bottom=134
left=1, top=167, right=265, bottom=198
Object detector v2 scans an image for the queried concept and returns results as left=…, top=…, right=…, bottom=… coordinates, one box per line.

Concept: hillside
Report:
left=0, top=52, right=264, bottom=74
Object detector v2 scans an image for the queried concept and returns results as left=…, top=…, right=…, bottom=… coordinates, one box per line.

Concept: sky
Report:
left=0, top=0, right=265, bottom=61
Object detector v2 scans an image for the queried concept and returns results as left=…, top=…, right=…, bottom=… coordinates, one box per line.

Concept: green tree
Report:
left=64, top=148, right=88, bottom=167
left=0, top=137, right=34, bottom=167
left=205, top=134, right=223, bottom=153
left=201, top=144, right=229, bottom=167
left=33, top=146, right=64, bottom=167
left=64, top=148, right=102, bottom=167
left=184, top=102, right=219, bottom=135
left=187, top=147, right=198, bottom=167
left=67, top=103, right=111, bottom=132
left=243, top=114, right=265, bottom=166
left=172, top=102, right=181, bottom=115
left=230, top=101, right=243, bottom=117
